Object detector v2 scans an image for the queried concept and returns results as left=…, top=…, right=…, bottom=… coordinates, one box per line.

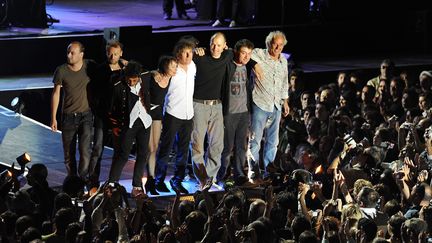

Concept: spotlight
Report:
left=16, top=152, right=31, bottom=167
left=10, top=97, right=24, bottom=114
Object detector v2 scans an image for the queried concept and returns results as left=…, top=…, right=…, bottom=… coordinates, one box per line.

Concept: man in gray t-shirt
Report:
left=218, top=39, right=256, bottom=186
left=50, top=41, right=94, bottom=180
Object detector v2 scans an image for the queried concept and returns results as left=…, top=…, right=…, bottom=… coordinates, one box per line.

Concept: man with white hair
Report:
left=248, top=30, right=290, bottom=181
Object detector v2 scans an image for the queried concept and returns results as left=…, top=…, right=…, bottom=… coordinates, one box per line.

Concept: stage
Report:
left=0, top=104, right=230, bottom=208
left=0, top=0, right=212, bottom=38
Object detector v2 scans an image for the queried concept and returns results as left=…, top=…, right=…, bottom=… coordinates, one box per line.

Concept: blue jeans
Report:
left=61, top=110, right=93, bottom=179
left=249, top=103, right=281, bottom=177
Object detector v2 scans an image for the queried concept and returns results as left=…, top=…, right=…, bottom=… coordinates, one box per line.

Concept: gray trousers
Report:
left=191, top=102, right=224, bottom=184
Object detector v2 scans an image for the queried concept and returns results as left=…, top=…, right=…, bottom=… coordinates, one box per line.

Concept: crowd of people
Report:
left=1, top=29, right=432, bottom=242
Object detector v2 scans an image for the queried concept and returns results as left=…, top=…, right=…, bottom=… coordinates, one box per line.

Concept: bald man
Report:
left=191, top=33, right=232, bottom=188
left=51, top=41, right=95, bottom=181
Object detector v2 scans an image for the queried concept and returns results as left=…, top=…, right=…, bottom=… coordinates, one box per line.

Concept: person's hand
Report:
left=388, top=115, right=398, bottom=128
left=401, top=164, right=411, bottom=182
left=282, top=100, right=290, bottom=117
left=334, top=169, right=345, bottom=187
left=418, top=170, right=428, bottom=183
left=229, top=207, right=240, bottom=229
left=112, top=127, right=121, bottom=137
left=311, top=181, right=323, bottom=194
left=252, top=63, right=264, bottom=82
left=175, top=223, right=189, bottom=243
left=404, top=156, right=416, bottom=169
left=194, top=47, right=205, bottom=56
left=265, top=185, right=275, bottom=208
left=50, top=119, right=57, bottom=131
left=152, top=70, right=162, bottom=82
left=298, top=182, right=310, bottom=197
left=322, top=216, right=330, bottom=233
left=119, top=58, right=128, bottom=67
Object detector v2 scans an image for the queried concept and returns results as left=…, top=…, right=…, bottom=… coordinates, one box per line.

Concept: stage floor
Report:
left=0, top=105, right=224, bottom=197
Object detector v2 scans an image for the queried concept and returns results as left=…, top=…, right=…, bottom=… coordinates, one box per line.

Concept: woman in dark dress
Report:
left=145, top=56, right=177, bottom=194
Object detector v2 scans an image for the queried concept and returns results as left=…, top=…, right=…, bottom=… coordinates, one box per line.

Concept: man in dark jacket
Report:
left=218, top=39, right=256, bottom=186
left=107, top=61, right=152, bottom=198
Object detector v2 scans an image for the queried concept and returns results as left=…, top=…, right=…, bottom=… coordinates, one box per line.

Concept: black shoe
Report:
left=145, top=177, right=159, bottom=195
left=163, top=13, right=172, bottom=20
left=155, top=181, right=170, bottom=192
left=169, top=178, right=189, bottom=194
left=178, top=12, right=190, bottom=20
left=234, top=176, right=248, bottom=186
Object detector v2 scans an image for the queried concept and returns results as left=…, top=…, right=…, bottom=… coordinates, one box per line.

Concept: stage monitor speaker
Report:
left=104, top=25, right=153, bottom=68
left=8, top=0, right=47, bottom=27
left=104, top=26, right=152, bottom=45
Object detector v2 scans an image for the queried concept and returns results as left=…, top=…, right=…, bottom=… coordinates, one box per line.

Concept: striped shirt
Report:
left=251, top=48, right=289, bottom=112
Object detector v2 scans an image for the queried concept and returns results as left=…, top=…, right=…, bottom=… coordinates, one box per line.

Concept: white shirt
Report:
left=164, top=61, right=196, bottom=120
left=129, top=82, right=152, bottom=129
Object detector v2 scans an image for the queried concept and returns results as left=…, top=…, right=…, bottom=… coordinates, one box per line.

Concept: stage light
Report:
left=180, top=195, right=194, bottom=202
left=16, top=152, right=31, bottom=167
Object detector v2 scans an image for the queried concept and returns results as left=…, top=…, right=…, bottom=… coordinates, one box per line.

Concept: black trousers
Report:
left=216, top=0, right=240, bottom=22
left=88, top=114, right=107, bottom=187
left=108, top=119, right=150, bottom=187
left=163, top=0, right=186, bottom=15
left=155, top=113, right=193, bottom=184
left=217, top=112, right=249, bottom=181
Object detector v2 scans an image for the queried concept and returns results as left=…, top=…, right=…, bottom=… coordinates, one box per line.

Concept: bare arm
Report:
left=338, top=171, right=354, bottom=204
left=282, top=99, right=290, bottom=117
left=263, top=186, right=275, bottom=218
left=298, top=183, right=312, bottom=222
left=202, top=179, right=214, bottom=220
left=50, top=84, right=61, bottom=131
left=170, top=189, right=181, bottom=229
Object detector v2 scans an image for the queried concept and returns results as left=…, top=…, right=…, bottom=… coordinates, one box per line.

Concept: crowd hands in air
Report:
left=2, top=29, right=432, bottom=242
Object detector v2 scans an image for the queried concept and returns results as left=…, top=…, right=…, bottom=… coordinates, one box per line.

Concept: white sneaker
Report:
left=247, top=170, right=255, bottom=180
left=212, top=20, right=222, bottom=27
left=229, top=20, right=236, bottom=28
left=212, top=182, right=223, bottom=190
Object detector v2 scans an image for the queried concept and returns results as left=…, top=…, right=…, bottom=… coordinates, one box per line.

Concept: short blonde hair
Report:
left=341, top=203, right=362, bottom=223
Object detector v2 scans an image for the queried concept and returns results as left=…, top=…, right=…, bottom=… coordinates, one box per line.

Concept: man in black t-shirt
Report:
left=191, top=32, right=232, bottom=188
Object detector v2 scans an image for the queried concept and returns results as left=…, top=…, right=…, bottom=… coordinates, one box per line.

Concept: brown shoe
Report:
left=131, top=187, right=146, bottom=199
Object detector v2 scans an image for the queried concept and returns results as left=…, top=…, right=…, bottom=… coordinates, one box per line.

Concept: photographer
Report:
left=91, top=182, right=129, bottom=242
left=23, top=164, right=58, bottom=220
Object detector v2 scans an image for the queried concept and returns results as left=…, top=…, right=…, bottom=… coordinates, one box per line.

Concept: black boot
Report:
left=145, top=176, right=159, bottom=195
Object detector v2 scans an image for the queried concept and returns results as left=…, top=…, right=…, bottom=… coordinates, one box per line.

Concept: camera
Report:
left=343, top=134, right=357, bottom=148
left=380, top=142, right=394, bottom=149
left=401, top=122, right=413, bottom=130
